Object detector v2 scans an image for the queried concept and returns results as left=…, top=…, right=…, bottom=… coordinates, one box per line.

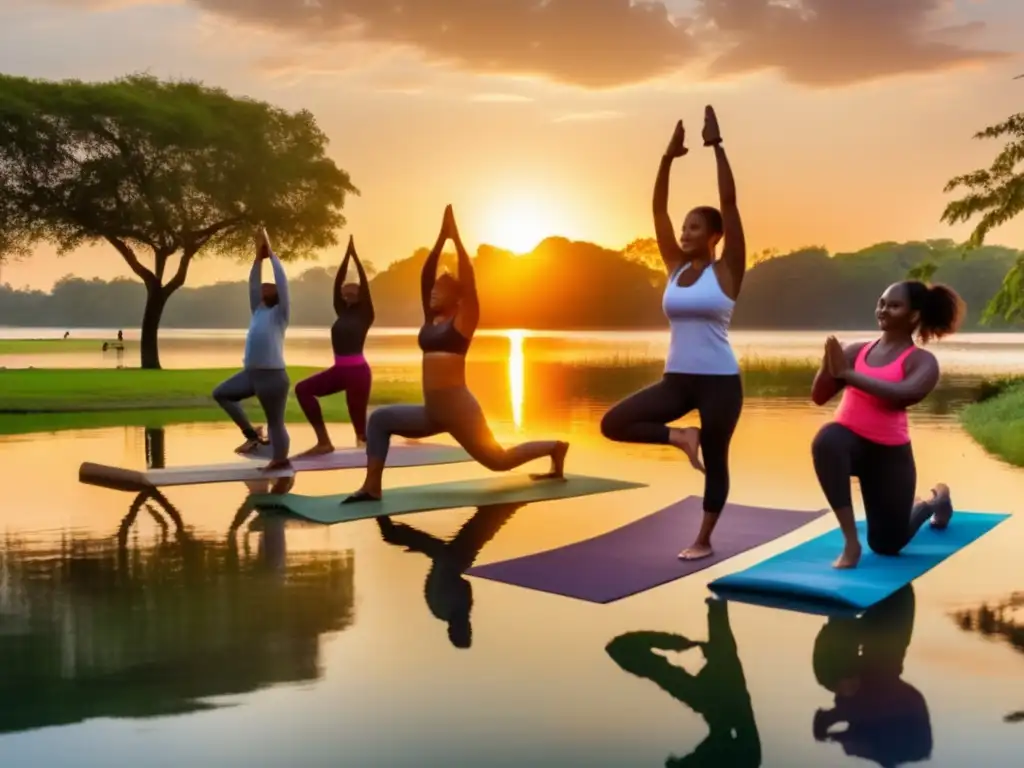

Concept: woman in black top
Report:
left=292, top=236, right=375, bottom=457
left=344, top=205, right=568, bottom=503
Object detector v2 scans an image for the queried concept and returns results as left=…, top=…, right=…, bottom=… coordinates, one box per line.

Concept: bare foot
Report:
left=531, top=441, right=569, bottom=481
left=261, top=458, right=292, bottom=473
left=356, top=438, right=367, bottom=449
left=929, top=483, right=953, bottom=530
left=292, top=443, right=334, bottom=460
left=342, top=489, right=381, bottom=505
left=678, top=543, right=713, bottom=561
left=833, top=540, right=862, bottom=569
left=669, top=427, right=705, bottom=473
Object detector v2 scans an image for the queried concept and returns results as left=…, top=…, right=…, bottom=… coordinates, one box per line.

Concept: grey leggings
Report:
left=366, top=386, right=557, bottom=471
left=213, top=368, right=290, bottom=460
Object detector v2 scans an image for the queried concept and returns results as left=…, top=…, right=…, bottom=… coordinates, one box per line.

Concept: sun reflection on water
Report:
left=507, top=330, right=525, bottom=430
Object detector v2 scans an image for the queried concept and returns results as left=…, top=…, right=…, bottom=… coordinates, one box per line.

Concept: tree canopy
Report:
left=942, top=110, right=1024, bottom=322
left=0, top=72, right=358, bottom=367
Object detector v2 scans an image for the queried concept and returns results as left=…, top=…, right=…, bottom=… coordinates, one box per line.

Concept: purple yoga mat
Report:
left=466, top=496, right=829, bottom=603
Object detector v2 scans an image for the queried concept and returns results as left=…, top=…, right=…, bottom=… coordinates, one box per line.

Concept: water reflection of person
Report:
left=375, top=502, right=521, bottom=649
left=229, top=477, right=294, bottom=574
left=605, top=598, right=761, bottom=767
left=812, top=585, right=931, bottom=767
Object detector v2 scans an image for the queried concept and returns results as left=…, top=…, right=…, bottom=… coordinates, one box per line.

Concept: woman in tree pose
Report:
left=292, top=236, right=374, bottom=457
left=601, top=105, right=746, bottom=561
left=344, top=205, right=568, bottom=503
left=811, top=280, right=964, bottom=569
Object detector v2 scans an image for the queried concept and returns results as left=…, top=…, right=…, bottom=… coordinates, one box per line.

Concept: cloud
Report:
left=28, top=0, right=1013, bottom=89
left=697, top=0, right=1008, bottom=86
left=186, top=0, right=702, bottom=88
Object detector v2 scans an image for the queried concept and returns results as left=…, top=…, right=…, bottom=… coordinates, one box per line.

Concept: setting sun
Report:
left=481, top=197, right=563, bottom=254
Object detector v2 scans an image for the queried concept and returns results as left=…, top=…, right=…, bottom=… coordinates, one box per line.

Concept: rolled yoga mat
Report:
left=250, top=473, right=647, bottom=524
left=709, top=511, right=1010, bottom=611
left=465, top=495, right=829, bottom=603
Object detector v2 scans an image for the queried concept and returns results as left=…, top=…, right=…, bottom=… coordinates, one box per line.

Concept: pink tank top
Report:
left=833, top=341, right=916, bottom=446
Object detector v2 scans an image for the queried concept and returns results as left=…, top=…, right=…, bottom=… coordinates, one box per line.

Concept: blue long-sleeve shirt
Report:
left=243, top=250, right=290, bottom=370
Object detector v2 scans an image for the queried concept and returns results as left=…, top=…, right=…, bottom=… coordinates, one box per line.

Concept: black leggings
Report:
left=812, top=422, right=935, bottom=556
left=600, top=373, right=743, bottom=514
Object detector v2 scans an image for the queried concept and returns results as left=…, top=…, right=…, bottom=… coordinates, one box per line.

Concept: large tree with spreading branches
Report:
left=0, top=73, right=358, bottom=368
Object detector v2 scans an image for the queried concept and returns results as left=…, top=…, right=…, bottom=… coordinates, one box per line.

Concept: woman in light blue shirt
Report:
left=212, top=228, right=292, bottom=470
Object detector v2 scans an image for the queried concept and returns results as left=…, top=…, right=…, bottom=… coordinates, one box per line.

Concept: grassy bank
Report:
left=961, top=376, right=1024, bottom=467
left=0, top=339, right=128, bottom=355
left=0, top=367, right=420, bottom=436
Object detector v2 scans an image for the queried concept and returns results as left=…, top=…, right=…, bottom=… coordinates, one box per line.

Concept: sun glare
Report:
left=482, top=198, right=562, bottom=255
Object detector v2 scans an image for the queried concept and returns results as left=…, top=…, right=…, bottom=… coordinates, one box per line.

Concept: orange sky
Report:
left=0, top=0, right=1022, bottom=290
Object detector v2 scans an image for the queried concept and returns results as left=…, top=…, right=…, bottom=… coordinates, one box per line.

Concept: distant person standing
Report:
left=292, top=235, right=375, bottom=457
left=600, top=105, right=747, bottom=561
left=212, top=228, right=292, bottom=470
left=117, top=330, right=123, bottom=342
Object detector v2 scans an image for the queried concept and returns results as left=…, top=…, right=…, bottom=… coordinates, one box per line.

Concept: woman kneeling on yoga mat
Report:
left=292, top=236, right=374, bottom=457
left=600, top=106, right=745, bottom=562
left=811, top=280, right=966, bottom=569
left=343, top=205, right=568, bottom=504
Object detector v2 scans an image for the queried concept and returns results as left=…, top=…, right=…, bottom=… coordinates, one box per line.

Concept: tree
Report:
left=942, top=110, right=1024, bottom=321
left=0, top=73, right=358, bottom=368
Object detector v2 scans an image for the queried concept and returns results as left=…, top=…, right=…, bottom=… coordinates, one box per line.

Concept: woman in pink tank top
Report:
left=810, top=280, right=965, bottom=569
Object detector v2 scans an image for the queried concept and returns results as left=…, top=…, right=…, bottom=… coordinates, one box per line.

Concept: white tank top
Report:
left=662, top=262, right=739, bottom=375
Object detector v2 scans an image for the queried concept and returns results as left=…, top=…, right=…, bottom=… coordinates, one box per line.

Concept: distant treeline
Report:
left=1, top=238, right=1020, bottom=330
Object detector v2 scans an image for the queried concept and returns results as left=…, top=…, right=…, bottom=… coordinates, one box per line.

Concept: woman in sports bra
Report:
left=812, top=280, right=965, bottom=569
left=601, top=105, right=746, bottom=561
left=344, top=204, right=568, bottom=503
left=292, top=235, right=375, bottom=458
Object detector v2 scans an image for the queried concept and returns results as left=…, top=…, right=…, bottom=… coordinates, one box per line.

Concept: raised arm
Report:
left=266, top=246, right=289, bottom=325
left=842, top=350, right=939, bottom=409
left=654, top=120, right=688, bottom=273
left=713, top=145, right=745, bottom=293
left=333, top=243, right=352, bottom=317
left=249, top=232, right=263, bottom=313
left=449, top=209, right=479, bottom=337
left=350, top=240, right=375, bottom=324
left=421, top=216, right=448, bottom=320
left=248, top=259, right=262, bottom=314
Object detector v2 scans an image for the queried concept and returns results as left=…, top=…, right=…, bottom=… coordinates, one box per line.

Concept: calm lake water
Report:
left=1, top=327, right=1023, bottom=767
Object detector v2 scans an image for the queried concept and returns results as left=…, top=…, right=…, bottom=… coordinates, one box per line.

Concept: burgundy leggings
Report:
left=294, top=361, right=372, bottom=439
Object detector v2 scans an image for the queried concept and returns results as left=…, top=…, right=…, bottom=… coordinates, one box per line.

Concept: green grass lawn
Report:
left=0, top=367, right=420, bottom=436
left=0, top=338, right=129, bottom=354
left=961, top=377, right=1024, bottom=467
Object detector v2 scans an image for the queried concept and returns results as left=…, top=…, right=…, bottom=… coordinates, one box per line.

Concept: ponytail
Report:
left=901, top=280, right=966, bottom=344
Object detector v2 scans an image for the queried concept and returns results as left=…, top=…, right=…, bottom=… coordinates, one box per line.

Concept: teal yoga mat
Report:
left=251, top=473, right=647, bottom=524
left=709, top=511, right=1010, bottom=610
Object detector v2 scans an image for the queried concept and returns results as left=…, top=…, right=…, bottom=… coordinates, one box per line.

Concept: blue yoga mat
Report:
left=709, top=511, right=1010, bottom=610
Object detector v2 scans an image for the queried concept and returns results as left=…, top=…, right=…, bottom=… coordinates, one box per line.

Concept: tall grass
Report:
left=961, top=377, right=1024, bottom=467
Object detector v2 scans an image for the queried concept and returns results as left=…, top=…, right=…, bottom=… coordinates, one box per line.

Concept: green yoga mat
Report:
left=251, top=473, right=647, bottom=524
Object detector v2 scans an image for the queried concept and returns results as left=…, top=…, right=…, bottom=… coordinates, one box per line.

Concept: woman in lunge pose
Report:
left=212, top=228, right=291, bottom=470
left=600, top=105, right=746, bottom=561
left=292, top=236, right=374, bottom=457
left=344, top=205, right=568, bottom=503
left=811, top=280, right=965, bottom=569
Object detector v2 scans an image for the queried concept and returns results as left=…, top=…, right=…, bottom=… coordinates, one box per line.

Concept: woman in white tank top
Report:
left=601, top=106, right=747, bottom=561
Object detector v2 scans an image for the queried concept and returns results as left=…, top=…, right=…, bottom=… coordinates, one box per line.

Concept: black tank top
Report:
left=418, top=316, right=470, bottom=355
left=331, top=305, right=373, bottom=357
